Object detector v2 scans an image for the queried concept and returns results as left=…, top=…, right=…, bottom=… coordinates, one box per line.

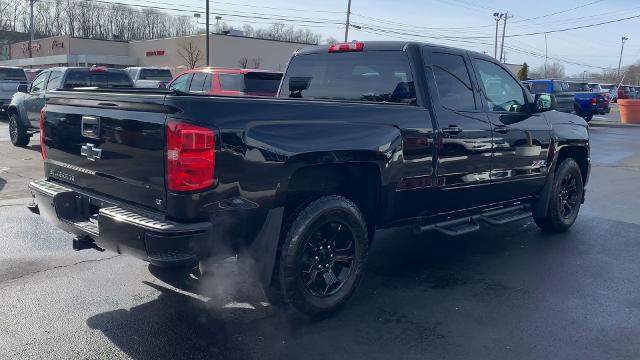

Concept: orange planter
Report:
left=618, top=99, right=640, bottom=124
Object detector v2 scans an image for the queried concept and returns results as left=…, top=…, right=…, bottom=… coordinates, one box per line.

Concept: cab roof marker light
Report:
left=328, top=42, right=365, bottom=53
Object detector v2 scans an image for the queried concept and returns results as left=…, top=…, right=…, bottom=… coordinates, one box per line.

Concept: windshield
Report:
left=139, top=69, right=173, bottom=81
left=0, top=68, right=27, bottom=81
left=280, top=51, right=416, bottom=105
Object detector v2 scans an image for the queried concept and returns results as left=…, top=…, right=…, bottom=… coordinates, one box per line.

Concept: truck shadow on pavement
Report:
left=85, top=220, right=577, bottom=360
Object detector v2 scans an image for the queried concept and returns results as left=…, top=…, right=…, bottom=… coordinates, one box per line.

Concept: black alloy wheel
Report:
left=534, top=158, right=584, bottom=232
left=558, top=171, right=579, bottom=220
left=301, top=221, right=355, bottom=297
left=268, top=195, right=369, bottom=317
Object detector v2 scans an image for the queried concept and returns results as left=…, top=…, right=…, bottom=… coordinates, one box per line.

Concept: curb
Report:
left=589, top=121, right=640, bottom=128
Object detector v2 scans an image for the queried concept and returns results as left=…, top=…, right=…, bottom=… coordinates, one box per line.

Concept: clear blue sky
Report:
left=129, top=0, right=640, bottom=75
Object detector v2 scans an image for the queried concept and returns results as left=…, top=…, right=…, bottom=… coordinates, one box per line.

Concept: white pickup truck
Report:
left=125, top=67, right=173, bottom=88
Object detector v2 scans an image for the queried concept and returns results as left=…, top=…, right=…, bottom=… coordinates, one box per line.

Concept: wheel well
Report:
left=283, top=163, right=381, bottom=238
left=555, top=146, right=588, bottom=184
left=5, top=106, right=17, bottom=117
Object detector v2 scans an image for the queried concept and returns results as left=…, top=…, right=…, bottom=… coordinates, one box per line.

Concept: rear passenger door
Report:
left=470, top=57, right=551, bottom=201
left=423, top=49, right=495, bottom=213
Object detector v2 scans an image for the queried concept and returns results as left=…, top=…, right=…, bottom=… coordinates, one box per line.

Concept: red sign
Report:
left=146, top=50, right=165, bottom=57
left=21, top=42, right=41, bottom=54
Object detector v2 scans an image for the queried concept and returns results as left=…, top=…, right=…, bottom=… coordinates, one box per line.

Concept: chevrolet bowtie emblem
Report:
left=81, top=143, right=102, bottom=161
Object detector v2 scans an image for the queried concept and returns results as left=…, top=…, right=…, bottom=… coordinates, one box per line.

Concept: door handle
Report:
left=442, top=125, right=463, bottom=136
left=494, top=125, right=510, bottom=134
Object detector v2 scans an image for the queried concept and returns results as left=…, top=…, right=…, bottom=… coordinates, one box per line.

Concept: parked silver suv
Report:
left=0, top=66, right=29, bottom=112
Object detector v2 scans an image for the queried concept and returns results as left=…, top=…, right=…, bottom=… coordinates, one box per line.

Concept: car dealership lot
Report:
left=1, top=117, right=640, bottom=359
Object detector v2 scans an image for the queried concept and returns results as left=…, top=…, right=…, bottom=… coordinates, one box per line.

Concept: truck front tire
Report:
left=534, top=158, right=584, bottom=232
left=9, top=112, right=30, bottom=147
left=269, top=195, right=369, bottom=317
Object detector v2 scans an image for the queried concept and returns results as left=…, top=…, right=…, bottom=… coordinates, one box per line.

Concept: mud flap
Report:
left=532, top=170, right=555, bottom=218
left=248, top=207, right=284, bottom=287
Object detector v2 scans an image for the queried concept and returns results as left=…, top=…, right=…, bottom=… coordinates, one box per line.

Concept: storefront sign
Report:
left=145, top=50, right=165, bottom=57
left=21, top=42, right=41, bottom=54
left=52, top=40, right=64, bottom=49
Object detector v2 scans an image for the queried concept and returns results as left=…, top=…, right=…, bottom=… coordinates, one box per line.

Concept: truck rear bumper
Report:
left=29, top=179, right=211, bottom=268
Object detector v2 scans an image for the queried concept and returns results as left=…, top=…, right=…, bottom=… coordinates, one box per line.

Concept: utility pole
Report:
left=499, top=12, right=511, bottom=63
left=344, top=0, right=352, bottom=42
left=544, top=33, right=548, bottom=77
left=617, top=36, right=628, bottom=78
left=28, top=0, right=36, bottom=58
left=493, top=13, right=503, bottom=59
left=205, top=0, right=210, bottom=66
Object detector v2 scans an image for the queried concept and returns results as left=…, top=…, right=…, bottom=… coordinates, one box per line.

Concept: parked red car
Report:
left=168, top=68, right=283, bottom=96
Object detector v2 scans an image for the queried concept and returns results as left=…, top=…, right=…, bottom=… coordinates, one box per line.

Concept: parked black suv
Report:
left=6, top=67, right=133, bottom=147
left=30, top=42, right=589, bottom=317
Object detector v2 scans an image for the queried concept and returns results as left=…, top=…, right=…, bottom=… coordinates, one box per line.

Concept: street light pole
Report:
left=617, top=36, right=628, bottom=78
left=544, top=33, right=548, bottom=77
left=205, top=0, right=210, bottom=66
left=344, top=0, right=352, bottom=42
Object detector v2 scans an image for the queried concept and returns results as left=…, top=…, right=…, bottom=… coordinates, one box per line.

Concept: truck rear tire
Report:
left=534, top=158, right=584, bottom=233
left=9, top=112, right=30, bottom=147
left=583, top=113, right=593, bottom=122
left=269, top=195, right=369, bottom=318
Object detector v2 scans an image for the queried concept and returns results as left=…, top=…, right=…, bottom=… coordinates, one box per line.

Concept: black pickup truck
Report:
left=29, top=41, right=589, bottom=317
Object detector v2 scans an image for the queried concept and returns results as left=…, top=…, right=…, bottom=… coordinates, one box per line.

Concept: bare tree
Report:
left=251, top=57, right=261, bottom=69
left=532, top=62, right=565, bottom=79
left=177, top=41, right=203, bottom=69
left=238, top=56, right=248, bottom=68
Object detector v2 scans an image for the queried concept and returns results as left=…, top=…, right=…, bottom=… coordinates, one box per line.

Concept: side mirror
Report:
left=534, top=93, right=556, bottom=112
left=17, top=84, right=28, bottom=93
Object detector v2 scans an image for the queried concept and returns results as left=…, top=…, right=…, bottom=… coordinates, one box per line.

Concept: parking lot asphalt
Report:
left=1, top=114, right=640, bottom=360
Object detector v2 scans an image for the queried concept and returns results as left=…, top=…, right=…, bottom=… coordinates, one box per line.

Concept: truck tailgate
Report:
left=43, top=93, right=169, bottom=211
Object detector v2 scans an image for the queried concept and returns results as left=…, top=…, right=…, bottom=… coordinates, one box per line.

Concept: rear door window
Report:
left=429, top=52, right=477, bottom=111
left=203, top=73, right=212, bottom=92
left=189, top=72, right=207, bottom=92
left=280, top=51, right=416, bottom=105
left=0, top=67, right=27, bottom=81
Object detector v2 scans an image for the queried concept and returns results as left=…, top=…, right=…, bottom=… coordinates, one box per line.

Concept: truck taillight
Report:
left=328, top=42, right=364, bottom=53
left=591, top=97, right=597, bottom=105
left=166, top=121, right=215, bottom=192
left=39, top=108, right=46, bottom=160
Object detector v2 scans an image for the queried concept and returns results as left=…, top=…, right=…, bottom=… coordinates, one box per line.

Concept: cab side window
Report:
left=30, top=72, right=48, bottom=92
left=46, top=71, right=62, bottom=90
left=473, top=59, right=526, bottom=113
left=430, top=52, right=477, bottom=111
